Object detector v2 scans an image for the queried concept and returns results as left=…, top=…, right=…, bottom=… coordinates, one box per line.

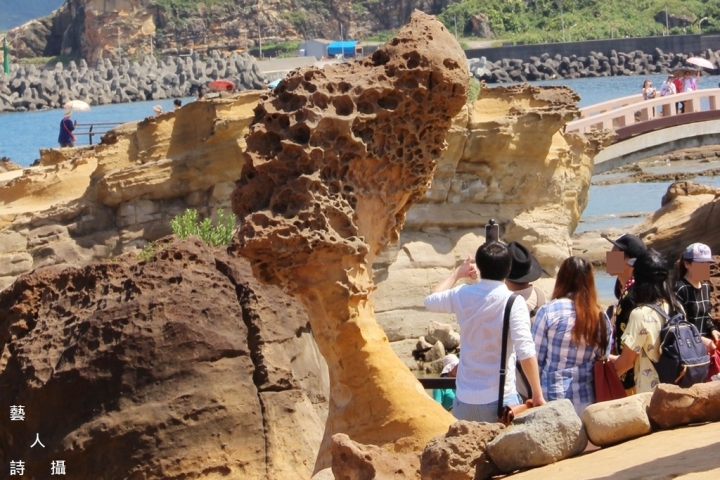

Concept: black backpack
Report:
left=646, top=304, right=711, bottom=388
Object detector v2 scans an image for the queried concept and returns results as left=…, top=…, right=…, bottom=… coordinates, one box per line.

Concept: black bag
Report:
left=646, top=304, right=711, bottom=388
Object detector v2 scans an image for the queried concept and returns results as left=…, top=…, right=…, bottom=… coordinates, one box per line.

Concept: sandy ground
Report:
left=510, top=421, right=720, bottom=479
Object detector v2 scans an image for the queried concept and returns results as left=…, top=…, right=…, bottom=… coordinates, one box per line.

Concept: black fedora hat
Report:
left=507, top=241, right=543, bottom=283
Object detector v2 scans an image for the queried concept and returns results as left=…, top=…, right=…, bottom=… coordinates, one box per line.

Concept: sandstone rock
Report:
left=582, top=393, right=652, bottom=446
left=1, top=91, right=263, bottom=291
left=312, top=468, right=335, bottom=480
left=233, top=11, right=469, bottom=471
left=0, top=157, right=23, bottom=173
left=331, top=433, right=421, bottom=480
left=486, top=399, right=588, bottom=472
left=0, top=238, right=328, bottom=478
left=420, top=421, right=504, bottom=480
left=374, top=84, right=611, bottom=361
left=0, top=252, right=33, bottom=277
left=233, top=11, right=467, bottom=469
left=633, top=181, right=720, bottom=260
left=648, top=382, right=720, bottom=429
left=0, top=230, right=27, bottom=254
left=711, top=255, right=720, bottom=321
left=424, top=340, right=446, bottom=363
left=426, top=322, right=460, bottom=351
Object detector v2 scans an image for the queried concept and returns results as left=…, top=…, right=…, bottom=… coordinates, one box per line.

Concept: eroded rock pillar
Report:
left=232, top=11, right=469, bottom=471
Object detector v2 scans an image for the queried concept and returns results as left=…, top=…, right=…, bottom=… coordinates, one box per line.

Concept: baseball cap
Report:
left=604, top=233, right=647, bottom=261
left=440, top=354, right=459, bottom=375
left=683, top=243, right=715, bottom=263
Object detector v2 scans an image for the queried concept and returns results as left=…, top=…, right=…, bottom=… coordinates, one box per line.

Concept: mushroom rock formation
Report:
left=231, top=10, right=468, bottom=470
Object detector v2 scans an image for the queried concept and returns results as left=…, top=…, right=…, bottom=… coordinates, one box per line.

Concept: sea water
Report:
left=0, top=96, right=196, bottom=166
left=2, top=75, right=718, bottom=166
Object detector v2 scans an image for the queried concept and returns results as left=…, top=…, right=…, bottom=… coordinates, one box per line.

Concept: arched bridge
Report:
left=566, top=89, right=720, bottom=173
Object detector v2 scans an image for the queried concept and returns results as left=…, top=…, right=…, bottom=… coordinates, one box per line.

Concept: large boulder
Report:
left=420, top=421, right=504, bottom=480
left=634, top=181, right=720, bottom=261
left=582, top=393, right=652, bottom=446
left=648, top=382, right=720, bottom=429
left=425, top=320, right=460, bottom=351
left=331, top=433, right=421, bottom=480
left=486, top=399, right=587, bottom=472
left=0, top=238, right=329, bottom=478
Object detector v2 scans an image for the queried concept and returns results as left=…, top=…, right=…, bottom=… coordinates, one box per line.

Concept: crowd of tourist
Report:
left=425, top=231, right=718, bottom=421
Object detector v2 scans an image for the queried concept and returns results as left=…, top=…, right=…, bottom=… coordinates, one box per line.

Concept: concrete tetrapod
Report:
left=232, top=11, right=469, bottom=472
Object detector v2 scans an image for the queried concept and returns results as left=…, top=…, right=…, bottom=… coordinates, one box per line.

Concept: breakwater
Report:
left=469, top=48, right=720, bottom=83
left=0, top=51, right=265, bottom=113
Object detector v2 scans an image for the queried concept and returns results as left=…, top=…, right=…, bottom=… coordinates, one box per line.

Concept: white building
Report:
left=299, top=39, right=332, bottom=60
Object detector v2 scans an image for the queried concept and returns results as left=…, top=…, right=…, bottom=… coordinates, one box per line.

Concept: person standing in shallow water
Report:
left=58, top=108, right=76, bottom=147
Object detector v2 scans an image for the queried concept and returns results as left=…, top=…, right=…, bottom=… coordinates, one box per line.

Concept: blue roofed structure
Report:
left=327, top=40, right=362, bottom=58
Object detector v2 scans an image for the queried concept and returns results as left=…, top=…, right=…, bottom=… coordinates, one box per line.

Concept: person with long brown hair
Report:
left=532, top=256, right=612, bottom=416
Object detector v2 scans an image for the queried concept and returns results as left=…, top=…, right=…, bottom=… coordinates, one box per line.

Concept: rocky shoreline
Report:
left=469, top=48, right=720, bottom=83
left=0, top=51, right=265, bottom=113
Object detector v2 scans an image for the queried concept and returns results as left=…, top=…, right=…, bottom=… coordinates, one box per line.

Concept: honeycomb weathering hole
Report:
left=332, top=96, right=355, bottom=116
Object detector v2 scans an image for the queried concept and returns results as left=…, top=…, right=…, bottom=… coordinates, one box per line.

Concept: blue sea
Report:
left=2, top=74, right=718, bottom=167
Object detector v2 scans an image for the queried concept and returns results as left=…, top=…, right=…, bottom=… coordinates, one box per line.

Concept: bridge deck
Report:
left=566, top=88, right=720, bottom=137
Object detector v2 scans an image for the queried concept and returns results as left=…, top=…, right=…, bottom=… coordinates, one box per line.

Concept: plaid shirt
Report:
left=532, top=298, right=612, bottom=405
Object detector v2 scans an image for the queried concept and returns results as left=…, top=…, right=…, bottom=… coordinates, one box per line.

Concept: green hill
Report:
left=0, top=0, right=64, bottom=30
left=439, top=0, right=720, bottom=44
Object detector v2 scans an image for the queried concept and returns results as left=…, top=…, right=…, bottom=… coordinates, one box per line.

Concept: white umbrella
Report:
left=687, top=57, right=715, bottom=70
left=64, top=100, right=91, bottom=112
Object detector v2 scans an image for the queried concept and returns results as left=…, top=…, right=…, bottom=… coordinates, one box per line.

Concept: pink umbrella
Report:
left=687, top=57, right=715, bottom=70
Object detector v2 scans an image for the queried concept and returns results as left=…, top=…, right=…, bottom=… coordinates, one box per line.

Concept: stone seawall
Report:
left=469, top=48, right=720, bottom=83
left=0, top=51, right=265, bottom=113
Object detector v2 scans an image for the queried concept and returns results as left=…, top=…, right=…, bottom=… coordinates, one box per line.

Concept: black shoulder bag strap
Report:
left=498, top=293, right=520, bottom=419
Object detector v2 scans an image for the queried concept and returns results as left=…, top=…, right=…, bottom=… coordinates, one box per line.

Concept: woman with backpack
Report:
left=532, top=257, right=612, bottom=416
left=674, top=243, right=719, bottom=354
left=611, top=249, right=685, bottom=393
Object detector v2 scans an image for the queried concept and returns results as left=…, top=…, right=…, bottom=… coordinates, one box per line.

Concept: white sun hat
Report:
left=441, top=354, right=459, bottom=375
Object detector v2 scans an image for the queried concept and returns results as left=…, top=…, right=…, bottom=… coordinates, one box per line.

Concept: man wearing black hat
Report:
left=505, top=241, right=547, bottom=320
left=605, top=233, right=648, bottom=394
left=504, top=241, right=548, bottom=400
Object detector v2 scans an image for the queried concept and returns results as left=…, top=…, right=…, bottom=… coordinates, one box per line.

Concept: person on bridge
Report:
left=680, top=70, right=700, bottom=114
left=641, top=79, right=656, bottom=100
left=58, top=107, right=76, bottom=148
left=681, top=70, right=699, bottom=93
left=674, top=75, right=685, bottom=113
left=659, top=76, right=676, bottom=97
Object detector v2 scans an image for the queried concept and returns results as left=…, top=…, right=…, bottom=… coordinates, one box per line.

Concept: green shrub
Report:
left=170, top=208, right=235, bottom=247
left=468, top=77, right=481, bottom=104
left=138, top=242, right=158, bottom=261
